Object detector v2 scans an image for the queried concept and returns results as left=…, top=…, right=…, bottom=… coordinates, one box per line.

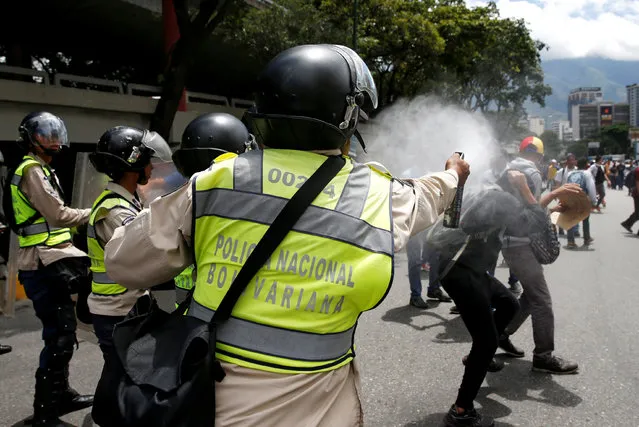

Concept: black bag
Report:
left=92, top=156, right=345, bottom=427
left=528, top=207, right=560, bottom=265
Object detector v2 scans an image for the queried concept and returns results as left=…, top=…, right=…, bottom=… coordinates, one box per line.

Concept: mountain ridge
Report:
left=526, top=57, right=639, bottom=124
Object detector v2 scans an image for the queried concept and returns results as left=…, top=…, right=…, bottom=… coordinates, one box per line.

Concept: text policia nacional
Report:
left=206, top=234, right=356, bottom=314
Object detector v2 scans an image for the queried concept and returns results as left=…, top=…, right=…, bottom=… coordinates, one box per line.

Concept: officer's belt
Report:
left=18, top=222, right=65, bottom=237
left=187, top=299, right=354, bottom=362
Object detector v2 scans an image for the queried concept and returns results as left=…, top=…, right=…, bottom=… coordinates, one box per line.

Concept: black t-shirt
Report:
left=594, top=165, right=605, bottom=184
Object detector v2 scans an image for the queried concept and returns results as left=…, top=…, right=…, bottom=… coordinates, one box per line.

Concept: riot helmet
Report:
left=89, top=126, right=172, bottom=183
left=244, top=44, right=377, bottom=151
left=18, top=112, right=69, bottom=155
left=173, top=112, right=256, bottom=178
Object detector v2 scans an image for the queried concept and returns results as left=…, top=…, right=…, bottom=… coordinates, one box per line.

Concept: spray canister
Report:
left=443, top=152, right=465, bottom=228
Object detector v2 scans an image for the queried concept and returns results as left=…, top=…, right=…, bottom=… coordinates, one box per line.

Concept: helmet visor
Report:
left=142, top=131, right=173, bottom=163
left=32, top=115, right=69, bottom=152
left=138, top=162, right=188, bottom=206
left=333, top=45, right=378, bottom=109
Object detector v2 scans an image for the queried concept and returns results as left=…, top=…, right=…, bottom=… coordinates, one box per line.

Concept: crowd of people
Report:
left=1, top=43, right=638, bottom=427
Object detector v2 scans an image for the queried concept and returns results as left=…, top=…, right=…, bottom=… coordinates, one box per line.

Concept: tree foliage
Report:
left=224, top=0, right=551, bottom=115
left=600, top=123, right=629, bottom=155
left=566, top=141, right=588, bottom=158
left=540, top=130, right=562, bottom=159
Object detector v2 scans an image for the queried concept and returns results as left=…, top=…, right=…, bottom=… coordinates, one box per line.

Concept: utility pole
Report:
left=352, top=0, right=358, bottom=51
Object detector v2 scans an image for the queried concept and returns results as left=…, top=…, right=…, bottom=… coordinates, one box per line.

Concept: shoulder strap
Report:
left=212, top=155, right=346, bottom=324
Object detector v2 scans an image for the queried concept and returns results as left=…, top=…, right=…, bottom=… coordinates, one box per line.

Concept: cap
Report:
left=519, top=136, right=544, bottom=155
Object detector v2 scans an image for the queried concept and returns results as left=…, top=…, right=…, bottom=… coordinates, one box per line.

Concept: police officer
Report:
left=172, top=112, right=257, bottom=305
left=9, top=112, right=93, bottom=426
left=103, top=44, right=469, bottom=425
left=87, top=127, right=172, bottom=361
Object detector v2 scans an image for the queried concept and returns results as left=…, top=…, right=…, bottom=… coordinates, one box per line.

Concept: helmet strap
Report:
left=339, top=95, right=358, bottom=130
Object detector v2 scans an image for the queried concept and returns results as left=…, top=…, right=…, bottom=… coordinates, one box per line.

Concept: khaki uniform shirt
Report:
left=17, top=153, right=90, bottom=271
left=87, top=182, right=147, bottom=317
left=104, top=153, right=459, bottom=427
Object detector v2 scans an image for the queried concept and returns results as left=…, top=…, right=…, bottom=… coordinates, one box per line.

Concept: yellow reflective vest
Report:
left=10, top=156, right=72, bottom=248
left=87, top=189, right=140, bottom=296
left=175, top=265, right=195, bottom=306
left=190, top=149, right=394, bottom=374
left=174, top=152, right=237, bottom=307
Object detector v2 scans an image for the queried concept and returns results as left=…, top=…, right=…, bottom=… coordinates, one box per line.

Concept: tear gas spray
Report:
left=443, top=152, right=464, bottom=228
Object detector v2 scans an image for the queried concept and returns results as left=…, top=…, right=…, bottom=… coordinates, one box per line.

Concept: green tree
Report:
left=600, top=123, right=629, bottom=155
left=566, top=141, right=588, bottom=158
left=540, top=130, right=562, bottom=159
left=221, top=0, right=349, bottom=66
left=225, top=0, right=550, bottom=117
left=430, top=2, right=551, bottom=114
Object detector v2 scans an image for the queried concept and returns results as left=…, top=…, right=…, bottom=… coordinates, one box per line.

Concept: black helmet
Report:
left=18, top=112, right=69, bottom=155
left=244, top=44, right=378, bottom=151
left=89, top=126, right=172, bottom=182
left=173, top=113, right=256, bottom=177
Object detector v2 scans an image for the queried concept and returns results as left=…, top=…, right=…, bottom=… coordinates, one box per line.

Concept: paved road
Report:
left=1, top=188, right=639, bottom=426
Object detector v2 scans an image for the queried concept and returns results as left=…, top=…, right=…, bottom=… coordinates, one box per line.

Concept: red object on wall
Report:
left=163, top=0, right=187, bottom=112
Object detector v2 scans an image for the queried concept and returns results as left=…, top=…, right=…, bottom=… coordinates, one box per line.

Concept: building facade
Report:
left=551, top=120, right=571, bottom=141
left=568, top=87, right=603, bottom=127
left=627, top=84, right=639, bottom=127
left=527, top=116, right=545, bottom=136
left=572, top=102, right=629, bottom=140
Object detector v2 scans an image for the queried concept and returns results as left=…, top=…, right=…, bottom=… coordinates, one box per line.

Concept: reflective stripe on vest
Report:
left=10, top=157, right=72, bottom=248
left=188, top=299, right=355, bottom=362
left=192, top=149, right=394, bottom=374
left=88, top=190, right=139, bottom=296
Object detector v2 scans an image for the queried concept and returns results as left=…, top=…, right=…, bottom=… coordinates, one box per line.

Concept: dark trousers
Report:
left=595, top=183, right=606, bottom=208
left=92, top=314, right=125, bottom=363
left=19, top=264, right=77, bottom=370
left=568, top=216, right=591, bottom=243
left=441, top=265, right=519, bottom=410
left=622, top=194, right=639, bottom=229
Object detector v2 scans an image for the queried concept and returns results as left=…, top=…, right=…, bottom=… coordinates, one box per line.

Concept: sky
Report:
left=467, top=0, right=639, bottom=60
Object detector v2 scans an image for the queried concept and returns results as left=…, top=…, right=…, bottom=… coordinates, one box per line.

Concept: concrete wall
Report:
left=0, top=79, right=247, bottom=144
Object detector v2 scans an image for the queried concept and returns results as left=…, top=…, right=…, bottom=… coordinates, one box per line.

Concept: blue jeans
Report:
left=407, top=236, right=440, bottom=297
left=568, top=216, right=590, bottom=242
left=19, top=264, right=77, bottom=369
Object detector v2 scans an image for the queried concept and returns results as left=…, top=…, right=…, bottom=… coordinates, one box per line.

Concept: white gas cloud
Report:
left=467, top=0, right=639, bottom=60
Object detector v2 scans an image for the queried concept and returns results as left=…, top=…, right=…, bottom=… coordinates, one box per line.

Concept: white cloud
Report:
left=467, top=0, right=639, bottom=60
